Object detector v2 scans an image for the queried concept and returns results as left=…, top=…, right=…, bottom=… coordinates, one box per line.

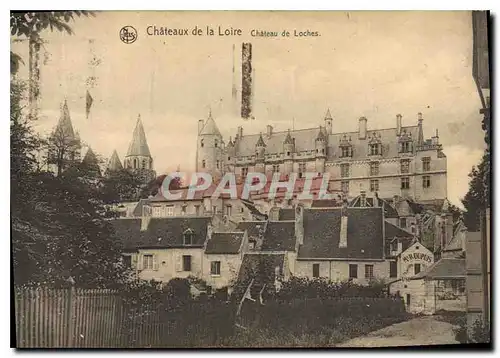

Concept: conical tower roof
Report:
left=54, top=100, right=76, bottom=139
left=127, top=114, right=152, bottom=157
left=199, top=110, right=222, bottom=136
left=316, top=127, right=327, bottom=141
left=324, top=108, right=333, bottom=120
left=107, top=150, right=123, bottom=171
left=82, top=147, right=101, bottom=175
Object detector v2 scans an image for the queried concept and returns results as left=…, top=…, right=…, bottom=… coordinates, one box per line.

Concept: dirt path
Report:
left=337, top=316, right=459, bottom=347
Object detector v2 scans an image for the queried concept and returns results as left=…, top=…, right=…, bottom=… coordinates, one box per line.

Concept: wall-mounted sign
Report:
left=402, top=252, right=433, bottom=264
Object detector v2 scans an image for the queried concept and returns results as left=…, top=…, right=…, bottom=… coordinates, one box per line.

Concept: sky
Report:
left=11, top=11, right=486, bottom=207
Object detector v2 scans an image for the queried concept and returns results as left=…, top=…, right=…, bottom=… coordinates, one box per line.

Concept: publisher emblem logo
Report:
left=120, top=26, right=137, bottom=44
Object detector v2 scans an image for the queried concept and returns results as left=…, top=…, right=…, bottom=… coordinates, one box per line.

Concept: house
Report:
left=204, top=231, right=248, bottom=290
left=111, top=216, right=212, bottom=283
left=294, top=205, right=388, bottom=285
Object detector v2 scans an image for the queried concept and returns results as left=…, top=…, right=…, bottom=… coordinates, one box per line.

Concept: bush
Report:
left=453, top=316, right=490, bottom=344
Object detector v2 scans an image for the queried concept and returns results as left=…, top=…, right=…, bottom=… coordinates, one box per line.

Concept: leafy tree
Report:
left=461, top=153, right=490, bottom=231
left=101, top=169, right=144, bottom=203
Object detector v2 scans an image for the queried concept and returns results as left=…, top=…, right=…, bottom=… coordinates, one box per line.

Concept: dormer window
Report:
left=398, top=129, right=413, bottom=153
left=183, top=229, right=194, bottom=245
left=368, top=132, right=382, bottom=156
left=339, top=134, right=353, bottom=158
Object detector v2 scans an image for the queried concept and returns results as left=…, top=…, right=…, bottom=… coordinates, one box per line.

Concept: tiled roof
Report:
left=385, top=221, right=413, bottom=239
left=236, top=221, right=266, bottom=238
left=110, top=217, right=211, bottom=250
left=233, top=123, right=420, bottom=159
left=298, top=207, right=384, bottom=260
left=205, top=232, right=244, bottom=254
left=412, top=258, right=465, bottom=280
left=311, top=199, right=342, bottom=208
left=262, top=221, right=296, bottom=251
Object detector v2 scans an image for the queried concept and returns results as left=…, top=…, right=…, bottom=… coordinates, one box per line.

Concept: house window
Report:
left=422, top=157, right=431, bottom=172
left=365, top=264, right=374, bottom=279
left=370, top=179, right=379, bottom=192
left=210, top=261, right=221, bottom=275
left=225, top=205, right=232, bottom=217
left=341, top=146, right=352, bottom=158
left=143, top=254, right=154, bottom=270
left=349, top=264, right=358, bottom=279
left=166, top=206, right=174, bottom=216
left=390, top=261, right=398, bottom=278
left=370, top=162, right=379, bottom=176
left=228, top=156, right=231, bottom=161
left=401, top=177, right=410, bottom=190
left=400, top=141, right=411, bottom=153
left=241, top=167, right=248, bottom=177
left=341, top=181, right=349, bottom=193
left=182, top=255, right=192, bottom=271
left=414, top=263, right=421, bottom=275
left=400, top=217, right=407, bottom=228
left=181, top=204, right=187, bottom=215
left=340, top=163, right=350, bottom=178
left=183, top=229, right=194, bottom=245
left=216, top=160, right=220, bottom=169
left=423, top=175, right=431, bottom=188
left=200, top=139, right=204, bottom=148
left=312, top=263, right=320, bottom=278
left=212, top=206, right=217, bottom=214
left=299, top=163, right=306, bottom=175
left=400, top=159, right=410, bottom=174
left=202, top=160, right=206, bottom=168
left=195, top=205, right=200, bottom=216
left=369, top=143, right=381, bottom=156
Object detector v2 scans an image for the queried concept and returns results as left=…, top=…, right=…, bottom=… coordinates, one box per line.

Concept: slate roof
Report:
left=412, top=258, right=465, bottom=280
left=261, top=221, right=296, bottom=251
left=297, top=207, right=384, bottom=260
left=233, top=122, right=420, bottom=160
left=350, top=196, right=399, bottom=218
left=236, top=221, right=266, bottom=238
left=199, top=112, right=222, bottom=136
left=107, top=150, right=123, bottom=171
left=126, top=115, right=151, bottom=157
left=110, top=217, right=211, bottom=250
left=385, top=221, right=413, bottom=239
left=54, top=100, right=76, bottom=140
left=311, top=199, right=342, bottom=208
left=205, top=232, right=244, bottom=254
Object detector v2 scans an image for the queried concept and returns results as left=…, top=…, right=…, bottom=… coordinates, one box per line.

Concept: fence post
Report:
left=66, top=286, right=76, bottom=347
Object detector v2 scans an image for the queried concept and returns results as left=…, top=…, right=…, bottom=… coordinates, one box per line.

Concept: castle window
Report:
left=400, top=159, right=410, bottom=174
left=241, top=167, right=248, bottom=177
left=134, top=158, right=138, bottom=168
left=272, top=164, right=280, bottom=173
left=422, top=157, right=431, bottom=172
left=370, top=162, right=379, bottom=176
left=341, top=146, right=352, bottom=158
left=183, top=229, right=194, bottom=245
left=422, top=175, right=431, bottom=188
left=400, top=141, right=412, bottom=153
left=287, top=151, right=291, bottom=156
left=200, top=139, right=204, bottom=148
left=369, top=143, right=381, bottom=156
left=202, top=160, right=206, bottom=168
left=341, top=181, right=349, bottom=193
left=215, top=139, right=218, bottom=148
left=322, top=148, right=325, bottom=154
left=401, top=177, right=410, bottom=190
left=340, top=163, right=350, bottom=178
left=299, top=163, right=306, bottom=176
left=228, top=156, right=231, bottom=161
left=216, top=160, right=220, bottom=169
left=370, top=179, right=379, bottom=192
left=142, top=159, right=147, bottom=169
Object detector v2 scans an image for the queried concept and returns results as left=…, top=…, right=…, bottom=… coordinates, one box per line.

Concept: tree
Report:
left=461, top=153, right=490, bottom=231
left=45, top=119, right=81, bottom=176
left=101, top=169, right=144, bottom=203
left=140, top=173, right=183, bottom=198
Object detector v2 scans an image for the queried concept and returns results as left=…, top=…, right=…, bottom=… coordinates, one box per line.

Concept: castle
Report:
left=196, top=109, right=447, bottom=204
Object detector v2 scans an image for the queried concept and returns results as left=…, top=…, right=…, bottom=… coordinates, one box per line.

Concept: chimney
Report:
left=294, top=204, right=304, bottom=245
left=198, top=119, right=204, bottom=134
left=396, top=114, right=402, bottom=136
left=339, top=202, right=348, bottom=248
left=392, top=195, right=400, bottom=208
left=431, top=129, right=439, bottom=145
left=266, top=125, right=273, bottom=137
left=237, top=126, right=243, bottom=139
left=358, top=117, right=367, bottom=140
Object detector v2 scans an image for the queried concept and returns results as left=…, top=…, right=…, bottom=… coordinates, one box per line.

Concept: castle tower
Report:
left=283, top=130, right=295, bottom=174
left=324, top=108, right=333, bottom=135
left=315, top=127, right=327, bottom=173
left=196, top=110, right=224, bottom=181
left=124, top=114, right=156, bottom=183
left=81, top=146, right=101, bottom=176
left=255, top=133, right=266, bottom=173
left=48, top=100, right=82, bottom=175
